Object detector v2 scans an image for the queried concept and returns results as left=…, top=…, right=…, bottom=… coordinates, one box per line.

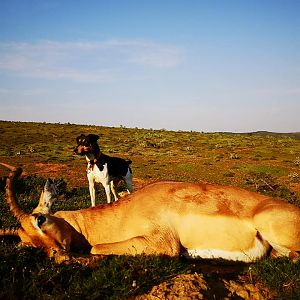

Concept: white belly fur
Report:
left=174, top=214, right=269, bottom=262
left=88, top=163, right=109, bottom=185
left=185, top=236, right=268, bottom=262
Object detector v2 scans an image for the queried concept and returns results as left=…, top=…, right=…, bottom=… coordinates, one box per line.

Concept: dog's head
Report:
left=74, top=134, right=100, bottom=156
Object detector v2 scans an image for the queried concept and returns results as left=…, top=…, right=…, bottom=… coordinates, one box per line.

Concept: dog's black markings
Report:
left=74, top=133, right=132, bottom=176
left=91, top=154, right=132, bottom=177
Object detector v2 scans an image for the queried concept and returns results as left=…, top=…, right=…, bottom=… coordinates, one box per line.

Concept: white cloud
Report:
left=106, top=39, right=183, bottom=68
left=0, top=39, right=183, bottom=82
left=0, top=88, right=11, bottom=94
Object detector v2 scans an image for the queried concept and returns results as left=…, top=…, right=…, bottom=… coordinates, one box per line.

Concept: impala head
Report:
left=73, top=134, right=100, bottom=156
left=2, top=167, right=73, bottom=257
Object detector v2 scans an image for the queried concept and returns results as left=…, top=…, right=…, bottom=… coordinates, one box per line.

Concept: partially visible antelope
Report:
left=1, top=164, right=300, bottom=264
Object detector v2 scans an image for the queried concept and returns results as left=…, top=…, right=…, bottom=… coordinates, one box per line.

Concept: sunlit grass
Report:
left=0, top=120, right=300, bottom=298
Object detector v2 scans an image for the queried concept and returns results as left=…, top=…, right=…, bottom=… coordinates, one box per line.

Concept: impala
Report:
left=1, top=165, right=300, bottom=264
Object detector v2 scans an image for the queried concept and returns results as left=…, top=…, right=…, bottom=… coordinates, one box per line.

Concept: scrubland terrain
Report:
left=0, top=120, right=300, bottom=299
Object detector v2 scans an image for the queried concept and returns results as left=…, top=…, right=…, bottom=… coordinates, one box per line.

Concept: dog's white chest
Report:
left=87, top=163, right=109, bottom=184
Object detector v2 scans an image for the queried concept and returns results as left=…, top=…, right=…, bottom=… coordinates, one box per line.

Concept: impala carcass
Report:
left=1, top=166, right=300, bottom=263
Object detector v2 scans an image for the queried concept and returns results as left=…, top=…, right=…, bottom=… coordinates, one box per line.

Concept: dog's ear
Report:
left=76, top=134, right=86, bottom=144
left=87, top=134, right=99, bottom=143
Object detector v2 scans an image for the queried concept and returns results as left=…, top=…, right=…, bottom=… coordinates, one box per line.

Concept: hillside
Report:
left=1, top=120, right=300, bottom=192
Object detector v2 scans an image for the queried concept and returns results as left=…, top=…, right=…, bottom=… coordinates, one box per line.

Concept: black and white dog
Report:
left=74, top=134, right=133, bottom=206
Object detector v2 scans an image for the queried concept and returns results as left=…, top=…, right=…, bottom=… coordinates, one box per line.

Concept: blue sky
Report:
left=0, top=0, right=299, bottom=132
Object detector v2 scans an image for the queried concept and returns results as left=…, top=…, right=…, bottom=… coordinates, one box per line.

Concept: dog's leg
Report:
left=103, top=183, right=112, bottom=203
left=88, top=177, right=96, bottom=207
left=124, top=168, right=133, bottom=193
left=110, top=179, right=119, bottom=201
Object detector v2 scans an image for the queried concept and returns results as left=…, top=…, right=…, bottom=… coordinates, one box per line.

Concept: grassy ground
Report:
left=0, top=120, right=300, bottom=299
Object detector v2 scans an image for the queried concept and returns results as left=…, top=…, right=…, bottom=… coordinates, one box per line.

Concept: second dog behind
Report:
left=74, top=134, right=133, bottom=206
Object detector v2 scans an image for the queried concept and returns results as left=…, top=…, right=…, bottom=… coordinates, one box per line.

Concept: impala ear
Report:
left=33, top=179, right=57, bottom=214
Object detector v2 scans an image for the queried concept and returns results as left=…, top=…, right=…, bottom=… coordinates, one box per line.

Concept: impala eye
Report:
left=37, top=215, right=46, bottom=228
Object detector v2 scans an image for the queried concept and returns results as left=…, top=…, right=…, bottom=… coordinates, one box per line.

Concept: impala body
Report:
left=1, top=166, right=300, bottom=263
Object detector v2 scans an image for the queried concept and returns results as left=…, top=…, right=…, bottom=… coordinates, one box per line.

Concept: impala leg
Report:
left=91, top=237, right=151, bottom=255
left=254, top=205, right=300, bottom=260
left=90, top=237, right=173, bottom=256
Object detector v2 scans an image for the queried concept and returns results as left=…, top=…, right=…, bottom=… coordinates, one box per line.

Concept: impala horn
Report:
left=4, top=166, right=28, bottom=221
left=0, top=228, right=19, bottom=237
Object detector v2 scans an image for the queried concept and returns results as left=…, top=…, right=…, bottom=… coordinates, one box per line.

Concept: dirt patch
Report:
left=133, top=272, right=275, bottom=300
left=131, top=262, right=276, bottom=299
left=134, top=273, right=208, bottom=300
left=34, top=162, right=68, bottom=176
left=223, top=274, right=276, bottom=299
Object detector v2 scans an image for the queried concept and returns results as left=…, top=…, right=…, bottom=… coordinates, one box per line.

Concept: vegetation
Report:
left=0, top=244, right=188, bottom=299
left=253, top=258, right=300, bottom=300
left=0, top=120, right=300, bottom=299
